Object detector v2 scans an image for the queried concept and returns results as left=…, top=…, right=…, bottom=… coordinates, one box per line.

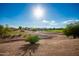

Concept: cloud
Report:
left=42, top=19, right=57, bottom=26
left=63, top=19, right=79, bottom=24
left=34, top=18, right=79, bottom=28
left=42, top=19, right=49, bottom=23
left=49, top=20, right=58, bottom=25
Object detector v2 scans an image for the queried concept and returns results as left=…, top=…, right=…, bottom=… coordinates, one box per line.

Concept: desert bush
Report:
left=31, top=28, right=37, bottom=31
left=0, top=24, right=12, bottom=38
left=25, top=35, right=40, bottom=44
left=63, top=22, right=79, bottom=39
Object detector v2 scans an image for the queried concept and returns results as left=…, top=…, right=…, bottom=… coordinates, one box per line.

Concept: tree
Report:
left=63, top=22, right=79, bottom=39
left=19, top=26, right=22, bottom=30
left=0, top=25, right=4, bottom=37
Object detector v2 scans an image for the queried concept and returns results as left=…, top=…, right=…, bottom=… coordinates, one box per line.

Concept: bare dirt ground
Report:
left=0, top=32, right=79, bottom=56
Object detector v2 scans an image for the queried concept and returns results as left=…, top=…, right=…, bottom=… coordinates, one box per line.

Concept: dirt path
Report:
left=0, top=33, right=79, bottom=56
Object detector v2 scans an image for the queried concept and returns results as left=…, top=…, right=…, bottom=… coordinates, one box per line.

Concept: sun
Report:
left=33, top=6, right=44, bottom=19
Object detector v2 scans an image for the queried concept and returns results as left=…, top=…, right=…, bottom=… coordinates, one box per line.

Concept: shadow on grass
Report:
left=19, top=43, right=40, bottom=56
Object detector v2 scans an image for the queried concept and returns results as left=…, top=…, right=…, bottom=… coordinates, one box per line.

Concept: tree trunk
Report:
left=73, top=35, right=76, bottom=39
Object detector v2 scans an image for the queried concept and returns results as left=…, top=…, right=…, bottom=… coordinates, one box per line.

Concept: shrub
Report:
left=3, top=26, right=12, bottom=37
left=63, top=22, right=79, bottom=38
left=32, top=29, right=37, bottom=31
left=25, top=35, right=40, bottom=44
left=0, top=24, right=12, bottom=38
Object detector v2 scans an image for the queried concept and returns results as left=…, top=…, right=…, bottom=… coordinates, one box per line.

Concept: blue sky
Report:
left=0, top=3, right=79, bottom=28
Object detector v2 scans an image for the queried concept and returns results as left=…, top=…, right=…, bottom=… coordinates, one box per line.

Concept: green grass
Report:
left=44, top=29, right=63, bottom=33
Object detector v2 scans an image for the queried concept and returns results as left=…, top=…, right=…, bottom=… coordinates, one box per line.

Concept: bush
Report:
left=3, top=26, right=12, bottom=37
left=31, top=28, right=37, bottom=31
left=25, top=35, right=40, bottom=44
left=63, top=22, right=79, bottom=38
left=0, top=24, right=12, bottom=38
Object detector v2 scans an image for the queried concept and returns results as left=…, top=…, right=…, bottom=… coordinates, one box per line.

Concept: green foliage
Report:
left=0, top=24, right=12, bottom=38
left=19, top=26, right=22, bottom=30
left=4, top=26, right=12, bottom=37
left=63, top=22, right=79, bottom=38
left=0, top=25, right=4, bottom=37
left=25, top=35, right=40, bottom=44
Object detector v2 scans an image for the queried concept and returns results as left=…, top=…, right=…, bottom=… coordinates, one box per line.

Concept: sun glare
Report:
left=33, top=6, right=44, bottom=19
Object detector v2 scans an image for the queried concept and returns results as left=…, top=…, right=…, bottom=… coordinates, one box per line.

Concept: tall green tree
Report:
left=19, top=26, right=22, bottom=30
left=63, top=22, right=79, bottom=38
left=0, top=25, right=4, bottom=37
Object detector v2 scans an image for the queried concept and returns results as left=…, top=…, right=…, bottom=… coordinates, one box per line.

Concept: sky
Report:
left=0, top=3, right=79, bottom=28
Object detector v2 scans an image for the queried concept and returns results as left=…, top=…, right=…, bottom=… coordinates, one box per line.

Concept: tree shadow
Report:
left=19, top=43, right=40, bottom=56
